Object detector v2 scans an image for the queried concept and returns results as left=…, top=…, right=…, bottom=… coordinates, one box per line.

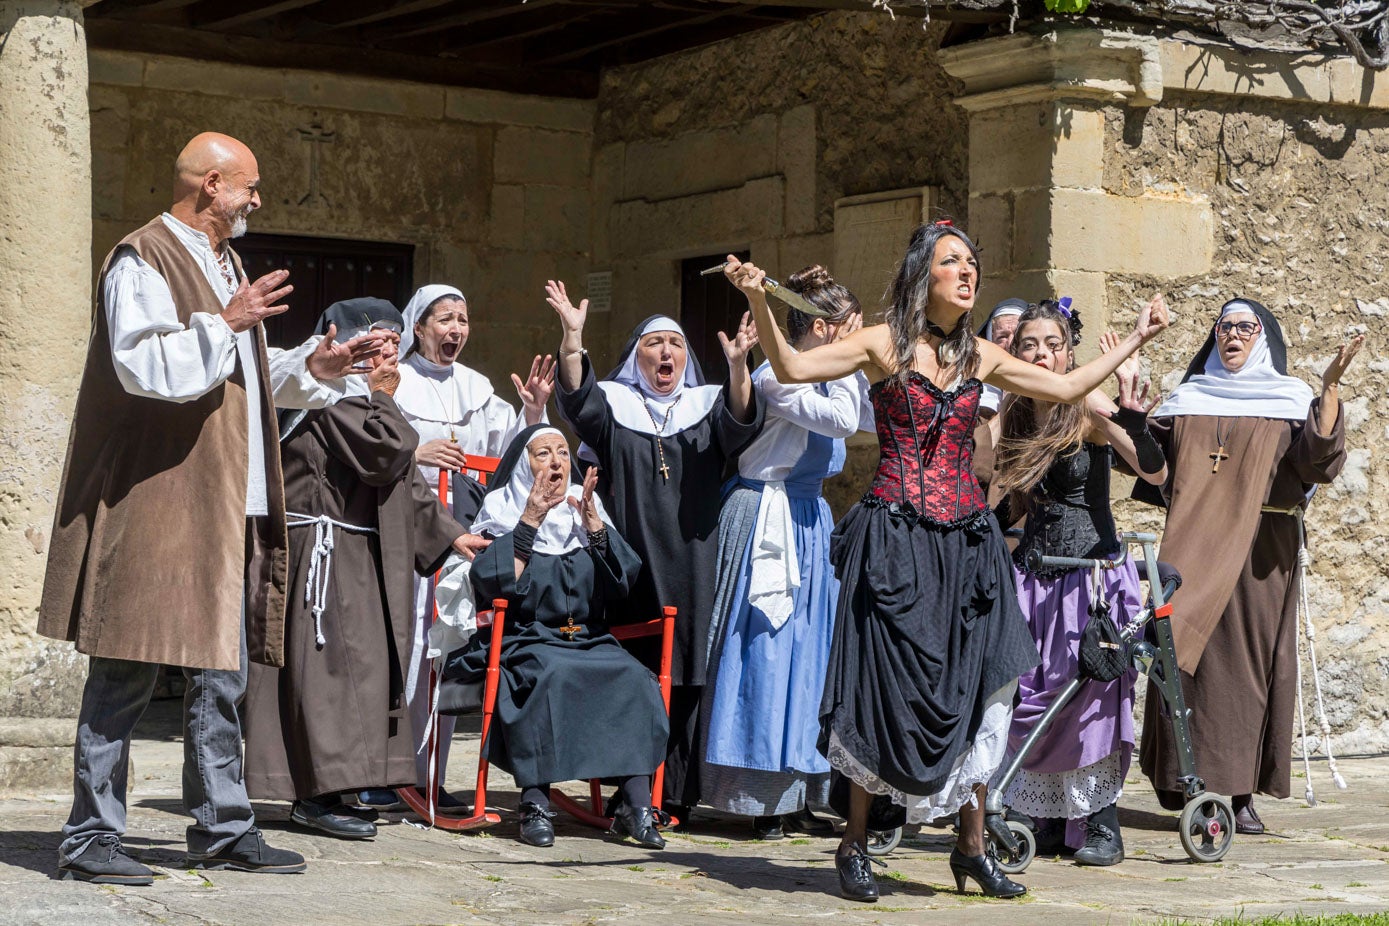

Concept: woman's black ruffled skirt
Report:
left=819, top=497, right=1040, bottom=824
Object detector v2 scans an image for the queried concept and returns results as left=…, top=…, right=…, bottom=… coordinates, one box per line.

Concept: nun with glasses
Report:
left=546, top=280, right=765, bottom=818
left=1136, top=298, right=1361, bottom=835
left=384, top=283, right=555, bottom=809
left=438, top=426, right=669, bottom=850
left=243, top=298, right=485, bottom=840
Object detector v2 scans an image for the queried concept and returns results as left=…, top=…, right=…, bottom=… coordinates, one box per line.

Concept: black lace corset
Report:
left=1014, top=442, right=1121, bottom=576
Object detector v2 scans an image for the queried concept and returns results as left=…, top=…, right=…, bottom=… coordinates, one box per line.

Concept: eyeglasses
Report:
left=1215, top=320, right=1261, bottom=340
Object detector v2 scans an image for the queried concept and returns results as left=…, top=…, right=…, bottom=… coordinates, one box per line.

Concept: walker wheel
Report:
left=1178, top=792, right=1235, bottom=863
left=865, top=826, right=903, bottom=856
left=989, top=820, right=1036, bottom=875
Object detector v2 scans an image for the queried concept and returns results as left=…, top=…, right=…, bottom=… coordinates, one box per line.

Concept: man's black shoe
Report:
left=188, top=828, right=306, bottom=874
left=58, top=835, right=155, bottom=885
left=291, top=798, right=378, bottom=840
left=518, top=801, right=556, bottom=847
left=752, top=815, right=784, bottom=840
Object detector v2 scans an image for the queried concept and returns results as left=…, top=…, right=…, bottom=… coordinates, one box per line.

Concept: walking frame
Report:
left=867, top=531, right=1236, bottom=868
left=393, top=457, right=679, bottom=833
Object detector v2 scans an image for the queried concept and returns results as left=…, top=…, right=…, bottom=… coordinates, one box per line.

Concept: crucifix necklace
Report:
left=1210, top=417, right=1233, bottom=473
left=424, top=370, right=460, bottom=443
left=638, top=393, right=681, bottom=483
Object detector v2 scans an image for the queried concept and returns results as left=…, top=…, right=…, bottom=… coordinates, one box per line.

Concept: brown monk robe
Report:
left=1137, top=298, right=1358, bottom=832
left=244, top=299, right=468, bottom=838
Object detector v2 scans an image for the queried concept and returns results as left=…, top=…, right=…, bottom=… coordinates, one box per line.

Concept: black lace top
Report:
left=1013, top=442, right=1122, bottom=577
left=865, top=374, right=987, bottom=526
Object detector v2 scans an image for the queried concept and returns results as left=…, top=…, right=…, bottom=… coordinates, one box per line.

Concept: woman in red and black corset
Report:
left=725, top=222, right=1170, bottom=903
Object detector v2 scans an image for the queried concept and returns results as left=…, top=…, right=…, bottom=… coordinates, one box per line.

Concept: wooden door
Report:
left=679, top=252, right=750, bottom=386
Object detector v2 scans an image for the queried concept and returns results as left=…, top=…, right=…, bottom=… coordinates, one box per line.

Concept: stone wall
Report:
left=88, top=49, right=596, bottom=408
left=1104, top=86, right=1389, bottom=754
left=592, top=11, right=968, bottom=513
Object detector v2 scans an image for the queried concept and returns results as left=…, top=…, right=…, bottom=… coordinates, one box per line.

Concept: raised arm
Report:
left=723, top=255, right=886, bottom=384
left=1088, top=332, right=1167, bottom=485
left=717, top=310, right=758, bottom=423
left=982, top=294, right=1170, bottom=403
left=546, top=279, right=588, bottom=393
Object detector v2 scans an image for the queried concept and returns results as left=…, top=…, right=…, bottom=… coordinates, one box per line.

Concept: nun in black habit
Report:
left=546, top=280, right=765, bottom=813
left=439, top=425, right=670, bottom=850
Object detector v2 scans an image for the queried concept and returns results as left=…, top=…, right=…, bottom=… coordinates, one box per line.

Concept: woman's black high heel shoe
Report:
left=948, top=847, right=1026, bottom=898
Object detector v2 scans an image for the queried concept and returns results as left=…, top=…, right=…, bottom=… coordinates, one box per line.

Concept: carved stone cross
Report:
left=296, top=121, right=336, bottom=207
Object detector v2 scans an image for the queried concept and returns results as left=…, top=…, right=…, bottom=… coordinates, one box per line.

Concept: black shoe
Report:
left=834, top=842, right=879, bottom=902
left=291, top=797, right=378, bottom=840
left=949, top=847, right=1026, bottom=898
left=518, top=801, right=556, bottom=847
left=1073, top=803, right=1124, bottom=866
left=437, top=789, right=470, bottom=812
left=188, top=828, right=306, bottom=874
left=752, top=815, right=784, bottom=840
left=357, top=788, right=407, bottom=812
left=58, top=834, right=155, bottom=885
left=781, top=806, right=838, bottom=838
left=1233, top=795, right=1264, bottom=835
left=665, top=803, right=692, bottom=833
left=610, top=804, right=666, bottom=850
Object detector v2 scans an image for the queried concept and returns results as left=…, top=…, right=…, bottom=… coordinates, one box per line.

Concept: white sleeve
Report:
left=855, top=371, right=876, bottom=433
left=104, top=248, right=238, bottom=402
left=268, top=334, right=348, bottom=410
left=487, top=397, right=526, bottom=457
left=756, top=369, right=861, bottom=439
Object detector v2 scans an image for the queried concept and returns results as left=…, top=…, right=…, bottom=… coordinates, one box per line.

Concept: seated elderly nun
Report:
left=548, top=282, right=765, bottom=817
left=243, top=298, right=483, bottom=840
left=438, top=425, right=670, bottom=850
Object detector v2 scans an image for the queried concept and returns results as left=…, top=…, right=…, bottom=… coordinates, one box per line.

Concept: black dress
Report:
left=820, top=374, right=1040, bottom=821
left=557, top=354, right=764, bottom=805
left=441, top=528, right=669, bottom=788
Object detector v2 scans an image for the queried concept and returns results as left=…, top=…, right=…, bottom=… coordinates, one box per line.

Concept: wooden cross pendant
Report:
left=1210, top=445, right=1229, bottom=473
left=559, top=616, right=584, bottom=640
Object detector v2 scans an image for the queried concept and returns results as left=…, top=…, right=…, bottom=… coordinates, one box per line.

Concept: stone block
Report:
left=523, top=185, right=590, bottom=254
left=88, top=49, right=143, bottom=88
left=488, top=184, right=525, bottom=251
left=144, top=55, right=284, bottom=102
left=494, top=126, right=590, bottom=188
left=777, top=233, right=834, bottom=285
left=1159, top=41, right=1335, bottom=106
left=285, top=72, right=444, bottom=119
left=446, top=88, right=595, bottom=133
left=969, top=193, right=1013, bottom=273
left=0, top=744, right=71, bottom=797
left=1049, top=187, right=1213, bottom=278
left=1051, top=105, right=1105, bottom=191
left=778, top=104, right=817, bottom=235
left=622, top=114, right=777, bottom=202
left=589, top=143, right=625, bottom=264
left=969, top=102, right=1103, bottom=195
left=611, top=176, right=784, bottom=260
left=1010, top=188, right=1052, bottom=272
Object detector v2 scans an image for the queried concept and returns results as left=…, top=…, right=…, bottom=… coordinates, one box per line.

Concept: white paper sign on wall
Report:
left=586, top=271, right=613, bottom=313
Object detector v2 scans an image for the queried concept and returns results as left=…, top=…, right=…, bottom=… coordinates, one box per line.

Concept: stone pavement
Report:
left=2, top=700, right=1387, bottom=926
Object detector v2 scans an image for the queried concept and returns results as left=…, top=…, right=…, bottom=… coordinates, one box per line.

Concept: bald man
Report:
left=39, top=133, right=384, bottom=884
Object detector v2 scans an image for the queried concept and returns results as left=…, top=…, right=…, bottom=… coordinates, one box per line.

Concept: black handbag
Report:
left=1078, top=568, right=1128, bottom=683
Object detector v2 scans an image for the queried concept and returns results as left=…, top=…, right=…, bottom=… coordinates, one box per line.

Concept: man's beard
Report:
left=229, top=210, right=249, bottom=239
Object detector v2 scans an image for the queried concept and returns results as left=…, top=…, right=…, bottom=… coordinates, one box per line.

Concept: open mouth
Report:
left=545, top=470, right=565, bottom=488
left=655, top=361, right=675, bottom=384
left=439, top=339, right=462, bottom=362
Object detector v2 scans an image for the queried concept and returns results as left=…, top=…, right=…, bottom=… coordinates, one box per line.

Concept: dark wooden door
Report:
left=234, top=234, right=415, bottom=348
left=679, top=252, right=750, bottom=386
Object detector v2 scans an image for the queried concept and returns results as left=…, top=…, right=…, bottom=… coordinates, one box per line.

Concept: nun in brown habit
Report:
left=1135, top=298, right=1362, bottom=834
left=243, top=298, right=485, bottom=839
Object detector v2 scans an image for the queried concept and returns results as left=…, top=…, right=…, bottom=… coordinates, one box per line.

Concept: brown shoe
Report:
left=1233, top=798, right=1264, bottom=835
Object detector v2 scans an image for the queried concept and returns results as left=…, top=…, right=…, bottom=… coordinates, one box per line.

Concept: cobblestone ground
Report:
left=2, top=701, right=1387, bottom=925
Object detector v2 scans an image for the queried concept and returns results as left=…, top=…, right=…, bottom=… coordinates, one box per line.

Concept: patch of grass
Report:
left=482, top=874, right=503, bottom=882
left=871, top=906, right=917, bottom=912
left=1347, top=881, right=1368, bottom=888
left=1163, top=876, right=1189, bottom=882
left=1310, top=883, right=1325, bottom=890
left=789, top=838, right=811, bottom=845
left=1158, top=914, right=1389, bottom=926
left=626, top=864, right=646, bottom=872
left=882, top=870, right=908, bottom=881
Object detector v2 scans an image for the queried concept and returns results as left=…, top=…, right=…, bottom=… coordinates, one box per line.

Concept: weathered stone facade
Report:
left=2, top=6, right=1386, bottom=789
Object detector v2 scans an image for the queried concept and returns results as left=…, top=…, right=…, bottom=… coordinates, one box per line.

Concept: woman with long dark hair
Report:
left=725, top=221, right=1170, bottom=903
left=992, top=302, right=1166, bottom=866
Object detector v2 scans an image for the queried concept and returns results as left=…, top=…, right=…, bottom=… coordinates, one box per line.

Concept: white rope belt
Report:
left=286, top=512, right=378, bottom=647
left=1261, top=503, right=1347, bottom=803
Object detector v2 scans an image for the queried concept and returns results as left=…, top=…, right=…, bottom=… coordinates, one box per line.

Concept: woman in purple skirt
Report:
left=993, top=301, right=1167, bottom=866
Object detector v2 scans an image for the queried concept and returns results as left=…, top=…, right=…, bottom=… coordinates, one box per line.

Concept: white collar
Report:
left=1153, top=327, right=1314, bottom=420
left=396, top=354, right=497, bottom=421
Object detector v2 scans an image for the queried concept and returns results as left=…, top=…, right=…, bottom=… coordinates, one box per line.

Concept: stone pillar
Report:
left=0, top=0, right=95, bottom=792
left=939, top=27, right=1214, bottom=348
